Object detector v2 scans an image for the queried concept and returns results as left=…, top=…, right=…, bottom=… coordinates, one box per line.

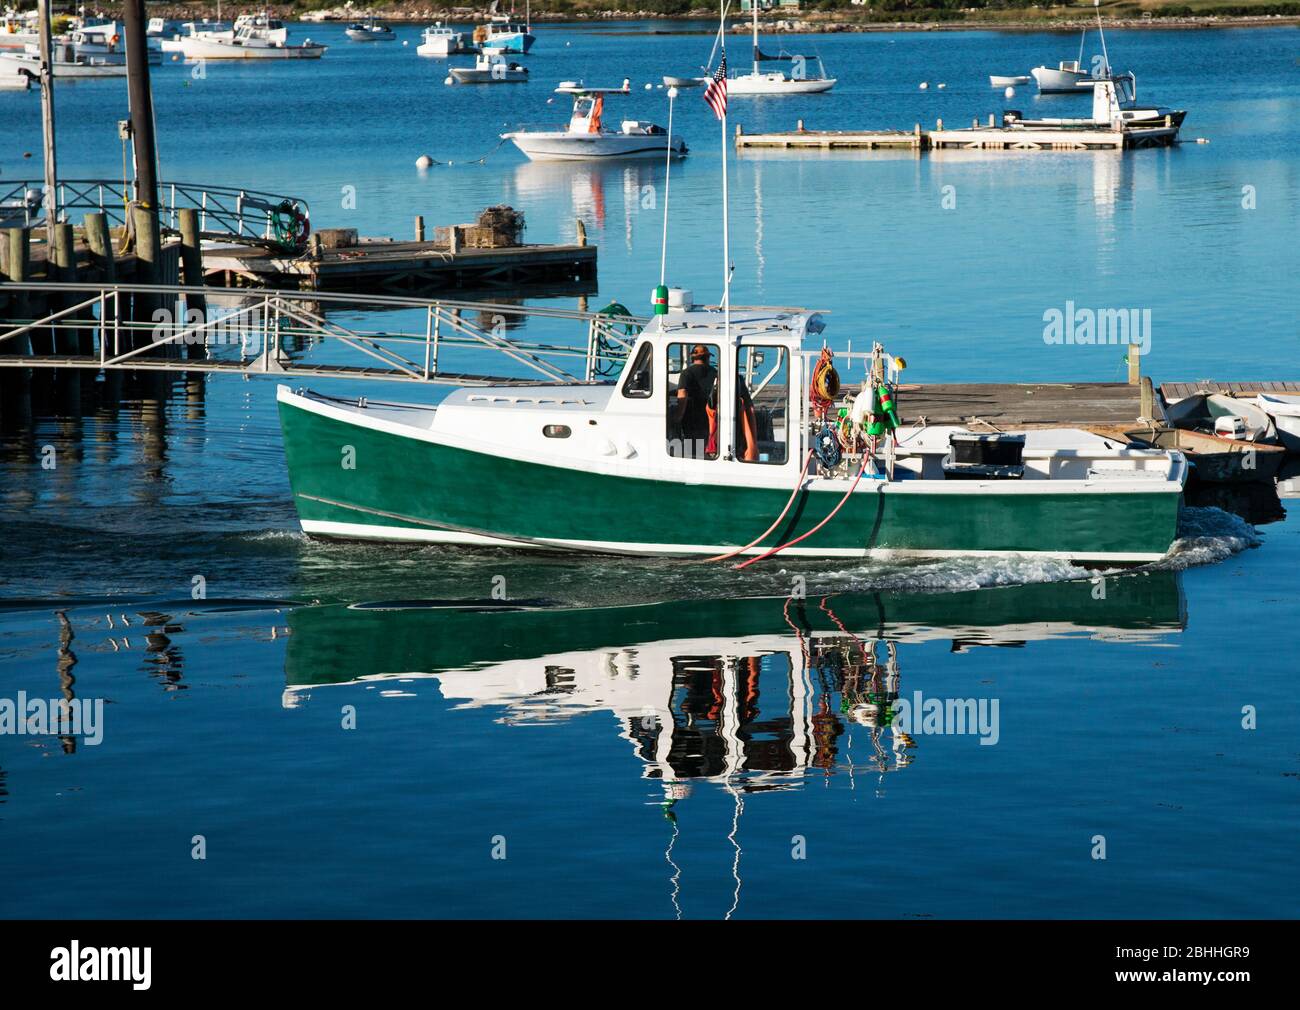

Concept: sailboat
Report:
left=726, top=1, right=834, bottom=96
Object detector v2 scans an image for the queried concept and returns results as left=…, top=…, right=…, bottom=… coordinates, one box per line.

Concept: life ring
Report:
left=110, top=33, right=120, bottom=49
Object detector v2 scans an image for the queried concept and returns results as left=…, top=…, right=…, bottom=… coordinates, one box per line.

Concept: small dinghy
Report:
left=1254, top=394, right=1300, bottom=453
left=662, top=75, right=706, bottom=88
left=1129, top=427, right=1284, bottom=484
left=1164, top=391, right=1279, bottom=445
left=989, top=75, right=1031, bottom=88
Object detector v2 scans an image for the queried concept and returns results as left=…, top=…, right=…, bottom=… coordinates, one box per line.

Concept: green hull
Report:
left=278, top=395, right=1183, bottom=561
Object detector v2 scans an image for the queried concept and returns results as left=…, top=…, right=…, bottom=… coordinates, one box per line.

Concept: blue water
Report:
left=1, top=22, right=1298, bottom=919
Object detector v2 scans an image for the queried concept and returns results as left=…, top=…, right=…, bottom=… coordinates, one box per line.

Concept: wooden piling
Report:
left=83, top=212, right=116, bottom=282
left=1128, top=341, right=1141, bottom=385
left=0, top=227, right=32, bottom=420
left=50, top=222, right=82, bottom=355
left=414, top=215, right=425, bottom=242
left=177, top=207, right=206, bottom=359
left=131, top=202, right=161, bottom=351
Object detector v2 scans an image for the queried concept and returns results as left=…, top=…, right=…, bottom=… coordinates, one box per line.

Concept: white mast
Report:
left=751, top=1, right=759, bottom=77
left=660, top=87, right=678, bottom=287
left=719, top=8, right=731, bottom=339
left=1095, top=0, right=1110, bottom=77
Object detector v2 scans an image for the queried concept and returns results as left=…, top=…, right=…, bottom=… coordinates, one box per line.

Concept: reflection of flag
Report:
left=704, top=52, right=727, bottom=120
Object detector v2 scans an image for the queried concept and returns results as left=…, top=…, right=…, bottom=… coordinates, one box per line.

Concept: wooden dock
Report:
left=201, top=239, right=599, bottom=297
left=1161, top=380, right=1300, bottom=402
left=897, top=381, right=1151, bottom=431
left=735, top=122, right=924, bottom=151
left=737, top=118, right=1180, bottom=154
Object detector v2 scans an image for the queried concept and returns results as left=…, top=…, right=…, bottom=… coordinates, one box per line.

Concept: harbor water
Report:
left=0, top=22, right=1298, bottom=918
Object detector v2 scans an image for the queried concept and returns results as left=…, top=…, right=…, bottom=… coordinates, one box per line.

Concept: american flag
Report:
left=703, top=52, right=728, bottom=121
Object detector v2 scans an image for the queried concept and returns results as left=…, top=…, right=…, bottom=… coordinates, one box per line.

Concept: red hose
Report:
left=734, top=455, right=869, bottom=570
left=698, top=450, right=815, bottom=563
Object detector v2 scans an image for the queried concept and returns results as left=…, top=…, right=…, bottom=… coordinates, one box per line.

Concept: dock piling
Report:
left=414, top=215, right=425, bottom=242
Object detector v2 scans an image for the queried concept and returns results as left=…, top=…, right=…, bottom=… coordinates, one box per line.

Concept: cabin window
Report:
left=735, top=346, right=789, bottom=465
left=621, top=342, right=653, bottom=399
left=666, top=342, right=719, bottom=460
left=543, top=425, right=571, bottom=439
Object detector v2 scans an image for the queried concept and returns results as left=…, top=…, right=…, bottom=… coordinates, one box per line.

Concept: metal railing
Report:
left=0, top=179, right=310, bottom=244
left=0, top=282, right=645, bottom=385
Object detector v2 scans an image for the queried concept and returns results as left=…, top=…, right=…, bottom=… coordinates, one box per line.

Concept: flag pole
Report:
left=718, top=4, right=731, bottom=342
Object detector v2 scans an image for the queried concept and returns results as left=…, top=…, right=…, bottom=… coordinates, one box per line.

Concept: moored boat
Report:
left=278, top=299, right=1187, bottom=563
left=1129, top=426, right=1284, bottom=484
left=417, top=24, right=467, bottom=57
left=989, top=74, right=1031, bottom=88
left=345, top=18, right=395, bottom=42
left=448, top=52, right=527, bottom=83
left=178, top=23, right=326, bottom=60
left=503, top=81, right=688, bottom=162
left=725, top=2, right=834, bottom=96
left=1254, top=394, right=1300, bottom=453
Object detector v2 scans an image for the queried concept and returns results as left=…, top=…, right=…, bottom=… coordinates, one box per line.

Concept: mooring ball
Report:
left=416, top=154, right=433, bottom=169
left=937, top=83, right=946, bottom=89
left=644, top=83, right=652, bottom=90
left=919, top=82, right=928, bottom=90
left=444, top=76, right=453, bottom=85
left=1005, top=86, right=1015, bottom=99
left=402, top=40, right=408, bottom=46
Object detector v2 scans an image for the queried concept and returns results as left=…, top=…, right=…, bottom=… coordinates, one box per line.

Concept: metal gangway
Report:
left=0, top=281, right=645, bottom=386
left=0, top=179, right=311, bottom=247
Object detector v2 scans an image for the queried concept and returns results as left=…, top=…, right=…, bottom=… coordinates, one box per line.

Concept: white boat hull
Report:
left=178, top=37, right=326, bottom=60
left=728, top=73, right=835, bottom=96
left=504, top=130, right=687, bottom=162
left=450, top=66, right=527, bottom=83
left=1032, top=66, right=1096, bottom=93
left=417, top=37, right=463, bottom=57
left=990, top=75, right=1031, bottom=87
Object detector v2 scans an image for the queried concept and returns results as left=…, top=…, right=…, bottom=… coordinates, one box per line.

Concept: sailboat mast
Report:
left=1095, top=0, right=1110, bottom=76
left=751, top=1, right=759, bottom=77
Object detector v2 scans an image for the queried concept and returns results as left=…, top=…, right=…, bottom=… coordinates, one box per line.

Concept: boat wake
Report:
left=794, top=554, right=1094, bottom=595
left=1149, top=506, right=1262, bottom=571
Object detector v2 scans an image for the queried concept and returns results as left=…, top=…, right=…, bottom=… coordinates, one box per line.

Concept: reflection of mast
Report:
left=55, top=611, right=77, bottom=754
left=754, top=157, right=764, bottom=287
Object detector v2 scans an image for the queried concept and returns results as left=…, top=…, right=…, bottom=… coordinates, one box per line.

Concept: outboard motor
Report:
left=1002, top=110, right=1022, bottom=126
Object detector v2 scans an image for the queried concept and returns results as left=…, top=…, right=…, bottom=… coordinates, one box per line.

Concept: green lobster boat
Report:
left=277, top=300, right=1186, bottom=563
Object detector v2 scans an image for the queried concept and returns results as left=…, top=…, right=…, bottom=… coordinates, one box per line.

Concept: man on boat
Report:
left=671, top=344, right=759, bottom=460
left=671, top=344, right=717, bottom=458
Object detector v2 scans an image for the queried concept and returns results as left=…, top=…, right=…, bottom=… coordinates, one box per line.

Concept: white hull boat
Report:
left=345, top=21, right=395, bottom=42
left=449, top=53, right=527, bottom=83
left=504, top=80, right=687, bottom=161
left=179, top=26, right=326, bottom=60
left=1032, top=63, right=1097, bottom=94
left=989, top=74, right=1031, bottom=88
left=418, top=25, right=467, bottom=56
left=8, top=45, right=127, bottom=78
left=1255, top=394, right=1300, bottom=452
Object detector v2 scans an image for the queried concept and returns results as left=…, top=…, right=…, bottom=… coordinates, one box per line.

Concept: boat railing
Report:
left=0, top=179, right=311, bottom=246
left=0, top=280, right=646, bottom=385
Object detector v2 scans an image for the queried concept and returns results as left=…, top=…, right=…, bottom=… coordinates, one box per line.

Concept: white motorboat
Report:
left=179, top=23, right=326, bottom=60
left=417, top=24, right=467, bottom=57
left=989, top=74, right=1031, bottom=88
left=448, top=52, right=527, bottom=84
left=160, top=20, right=231, bottom=54
left=345, top=18, right=395, bottom=42
left=725, top=3, right=834, bottom=96
left=0, top=62, right=29, bottom=88
left=662, top=75, right=706, bottom=88
left=234, top=13, right=289, bottom=44
left=1032, top=5, right=1126, bottom=94
left=503, top=81, right=688, bottom=162
left=69, top=21, right=161, bottom=66
left=1002, top=77, right=1186, bottom=142
left=1254, top=394, right=1300, bottom=452
left=8, top=42, right=127, bottom=78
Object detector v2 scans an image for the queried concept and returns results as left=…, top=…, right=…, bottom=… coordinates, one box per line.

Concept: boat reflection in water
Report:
left=284, top=573, right=1187, bottom=791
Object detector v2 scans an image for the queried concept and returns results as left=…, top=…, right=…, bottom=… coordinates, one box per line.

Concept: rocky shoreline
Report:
left=97, top=5, right=1300, bottom=32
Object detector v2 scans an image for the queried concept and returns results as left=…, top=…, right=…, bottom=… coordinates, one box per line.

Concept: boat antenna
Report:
left=1094, top=0, right=1110, bottom=78
left=709, top=3, right=732, bottom=340
left=660, top=86, right=678, bottom=287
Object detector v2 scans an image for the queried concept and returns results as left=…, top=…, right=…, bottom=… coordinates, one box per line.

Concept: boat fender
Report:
left=814, top=425, right=841, bottom=469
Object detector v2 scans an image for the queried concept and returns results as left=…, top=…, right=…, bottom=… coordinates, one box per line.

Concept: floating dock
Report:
left=738, top=117, right=1180, bottom=154
left=735, top=123, right=924, bottom=151
left=201, top=239, right=599, bottom=297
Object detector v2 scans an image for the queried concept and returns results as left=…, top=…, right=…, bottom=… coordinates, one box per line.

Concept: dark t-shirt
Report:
left=678, top=362, right=716, bottom=441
